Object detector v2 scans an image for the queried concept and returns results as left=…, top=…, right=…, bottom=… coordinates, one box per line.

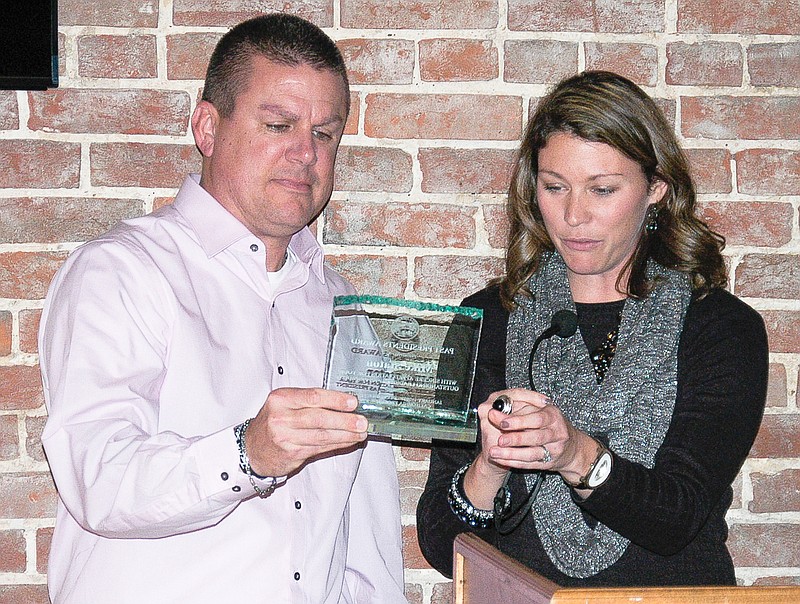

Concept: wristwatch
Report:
left=570, top=439, right=613, bottom=490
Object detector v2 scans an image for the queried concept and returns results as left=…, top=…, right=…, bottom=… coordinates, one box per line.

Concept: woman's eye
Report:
left=543, top=184, right=564, bottom=192
left=593, top=187, right=617, bottom=195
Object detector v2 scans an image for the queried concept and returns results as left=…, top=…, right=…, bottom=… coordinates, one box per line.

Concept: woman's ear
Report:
left=191, top=101, right=219, bottom=158
left=649, top=178, right=669, bottom=206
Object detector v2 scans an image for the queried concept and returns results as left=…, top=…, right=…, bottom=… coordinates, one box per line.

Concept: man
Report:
left=39, top=14, right=407, bottom=603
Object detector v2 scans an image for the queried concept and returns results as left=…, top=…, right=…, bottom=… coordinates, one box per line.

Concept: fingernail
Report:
left=500, top=420, right=509, bottom=430
left=356, top=417, right=368, bottom=432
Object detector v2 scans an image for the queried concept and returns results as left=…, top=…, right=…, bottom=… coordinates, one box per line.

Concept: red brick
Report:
left=750, top=470, right=800, bottom=513
left=758, top=311, right=800, bottom=354
left=508, top=0, right=664, bottom=32
left=432, top=581, right=454, bottom=603
left=90, top=143, right=201, bottom=188
left=754, top=576, right=800, bottom=586
left=0, top=365, right=44, bottom=411
left=0, top=91, right=19, bottom=129
left=0, top=415, right=18, bottom=461
left=585, top=43, right=659, bottom=86
left=766, top=363, right=788, bottom=408
left=166, top=33, right=221, bottom=80
left=665, top=42, right=743, bottom=86
left=26, top=416, right=47, bottom=463
left=699, top=201, right=793, bottom=247
left=0, top=252, right=68, bottom=300
left=325, top=255, right=408, bottom=298
left=365, top=94, right=521, bottom=141
left=28, top=89, right=190, bottom=136
left=678, top=0, right=800, bottom=34
left=341, top=0, right=497, bottom=28
left=484, top=204, right=509, bottom=250
left=419, top=148, right=515, bottom=194
left=402, top=524, right=430, bottom=569
left=338, top=39, right=414, bottom=85
left=400, top=445, right=430, bottom=462
left=748, top=43, right=800, bottom=87
left=414, top=256, right=504, bottom=299
left=0, top=584, right=50, bottom=602
left=751, top=414, right=800, bottom=457
left=325, top=201, right=477, bottom=248
left=405, top=583, right=423, bottom=604
left=686, top=148, right=732, bottom=194
left=504, top=40, right=578, bottom=84
left=419, top=39, right=498, bottom=82
left=0, top=311, right=10, bottom=356
left=334, top=146, right=413, bottom=192
left=37, top=527, right=53, bottom=575
left=77, top=35, right=157, bottom=79
left=735, top=254, right=800, bottom=300
left=0, top=197, right=143, bottom=244
left=173, top=1, right=332, bottom=27
left=681, top=96, right=800, bottom=140
left=399, top=470, right=428, bottom=516
left=735, top=149, right=800, bottom=196
left=0, top=140, right=80, bottom=189
left=19, top=310, right=41, bottom=355
left=0, top=529, right=26, bottom=573
left=729, top=524, right=800, bottom=567
left=0, top=472, right=57, bottom=518
left=59, top=0, right=158, bottom=26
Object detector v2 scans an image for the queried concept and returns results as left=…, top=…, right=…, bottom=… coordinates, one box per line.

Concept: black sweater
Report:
left=417, top=285, right=768, bottom=587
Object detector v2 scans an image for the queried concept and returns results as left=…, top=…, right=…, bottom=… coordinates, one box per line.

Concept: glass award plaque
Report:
left=323, top=295, right=482, bottom=443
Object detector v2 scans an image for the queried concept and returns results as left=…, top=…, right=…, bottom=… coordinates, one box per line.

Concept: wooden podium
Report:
left=453, top=533, right=800, bottom=603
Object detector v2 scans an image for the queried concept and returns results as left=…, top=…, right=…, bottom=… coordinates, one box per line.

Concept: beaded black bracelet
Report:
left=447, top=463, right=510, bottom=529
left=233, top=419, right=277, bottom=499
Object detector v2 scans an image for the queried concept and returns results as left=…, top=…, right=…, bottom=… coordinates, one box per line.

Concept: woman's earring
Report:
left=646, top=205, right=659, bottom=233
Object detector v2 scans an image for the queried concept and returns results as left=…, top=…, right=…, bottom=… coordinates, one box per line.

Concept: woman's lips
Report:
left=561, top=237, right=601, bottom=252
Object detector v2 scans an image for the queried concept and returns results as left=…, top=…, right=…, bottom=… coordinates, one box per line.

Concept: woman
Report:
left=416, top=71, right=768, bottom=587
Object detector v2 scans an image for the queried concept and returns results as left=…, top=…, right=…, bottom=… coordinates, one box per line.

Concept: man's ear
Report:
left=192, top=101, right=219, bottom=158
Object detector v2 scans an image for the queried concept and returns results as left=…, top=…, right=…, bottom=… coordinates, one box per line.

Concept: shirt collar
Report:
left=172, top=174, right=327, bottom=284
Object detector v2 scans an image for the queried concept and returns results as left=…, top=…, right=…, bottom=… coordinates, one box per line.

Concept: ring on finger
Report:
left=540, top=444, right=552, bottom=463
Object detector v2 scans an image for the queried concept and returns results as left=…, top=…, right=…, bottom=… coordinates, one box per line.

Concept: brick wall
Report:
left=1, top=0, right=798, bottom=602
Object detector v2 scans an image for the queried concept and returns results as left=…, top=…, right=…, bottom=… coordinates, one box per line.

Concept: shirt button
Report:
left=295, top=501, right=302, bottom=510
left=293, top=572, right=300, bottom=581
left=250, top=244, right=259, bottom=252
left=221, top=472, right=229, bottom=481
left=278, top=366, right=284, bottom=375
left=232, top=485, right=241, bottom=493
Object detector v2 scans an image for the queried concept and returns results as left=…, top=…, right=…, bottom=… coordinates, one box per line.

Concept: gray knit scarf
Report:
left=506, top=252, right=692, bottom=578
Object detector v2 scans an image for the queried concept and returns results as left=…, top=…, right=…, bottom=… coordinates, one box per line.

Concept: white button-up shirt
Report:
left=39, top=175, right=407, bottom=604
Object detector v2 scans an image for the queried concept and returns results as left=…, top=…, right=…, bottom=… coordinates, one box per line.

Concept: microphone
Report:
left=527, top=309, right=578, bottom=390
left=491, top=308, right=579, bottom=535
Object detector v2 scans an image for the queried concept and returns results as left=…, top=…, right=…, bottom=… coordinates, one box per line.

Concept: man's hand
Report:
left=244, top=388, right=368, bottom=477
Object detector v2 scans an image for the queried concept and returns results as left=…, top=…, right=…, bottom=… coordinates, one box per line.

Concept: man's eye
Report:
left=313, top=130, right=334, bottom=141
left=267, top=124, right=290, bottom=132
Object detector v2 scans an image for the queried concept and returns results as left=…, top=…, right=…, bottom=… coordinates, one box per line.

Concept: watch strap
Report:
left=567, top=438, right=611, bottom=490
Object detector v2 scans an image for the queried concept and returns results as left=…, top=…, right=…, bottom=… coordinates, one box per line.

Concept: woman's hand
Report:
left=479, top=389, right=601, bottom=489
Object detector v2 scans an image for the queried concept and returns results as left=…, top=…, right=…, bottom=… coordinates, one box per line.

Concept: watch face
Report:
left=587, top=451, right=613, bottom=488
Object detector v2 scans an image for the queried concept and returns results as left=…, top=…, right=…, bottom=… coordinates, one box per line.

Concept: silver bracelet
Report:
left=447, top=463, right=510, bottom=529
left=233, top=419, right=277, bottom=499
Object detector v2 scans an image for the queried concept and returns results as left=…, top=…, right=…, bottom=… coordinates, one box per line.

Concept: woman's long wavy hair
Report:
left=500, top=70, right=727, bottom=309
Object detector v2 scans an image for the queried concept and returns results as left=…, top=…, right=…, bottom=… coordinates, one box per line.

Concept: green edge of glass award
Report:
left=323, top=295, right=483, bottom=443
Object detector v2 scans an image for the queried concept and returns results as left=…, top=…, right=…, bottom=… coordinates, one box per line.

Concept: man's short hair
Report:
left=202, top=13, right=350, bottom=117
